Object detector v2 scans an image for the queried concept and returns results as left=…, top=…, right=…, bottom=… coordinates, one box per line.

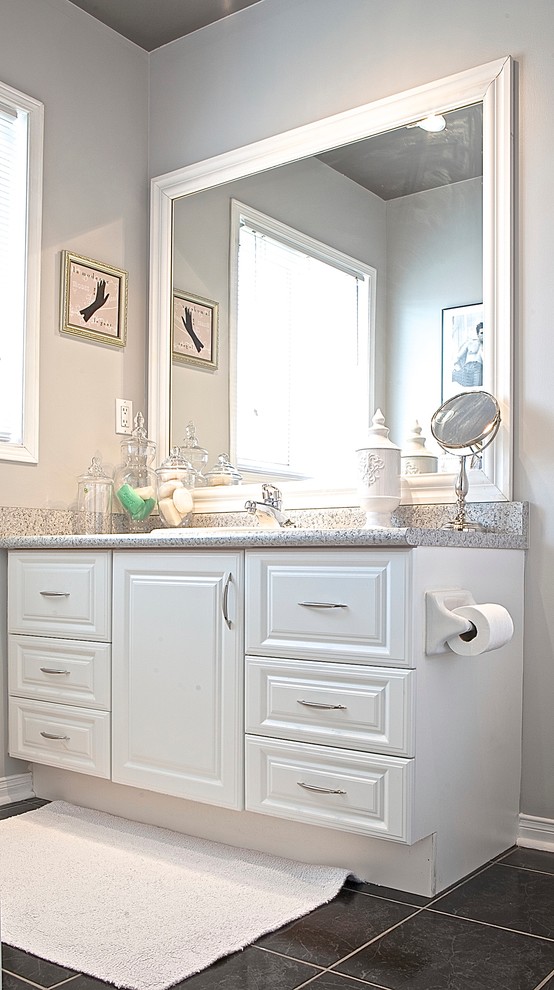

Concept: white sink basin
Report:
left=149, top=526, right=265, bottom=537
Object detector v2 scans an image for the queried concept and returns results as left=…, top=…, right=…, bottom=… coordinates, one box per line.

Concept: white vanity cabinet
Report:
left=10, top=541, right=524, bottom=897
left=7, top=551, right=112, bottom=777
left=111, top=552, right=244, bottom=809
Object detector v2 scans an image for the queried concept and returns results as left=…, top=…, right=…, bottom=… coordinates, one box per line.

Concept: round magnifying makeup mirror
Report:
left=431, top=391, right=501, bottom=531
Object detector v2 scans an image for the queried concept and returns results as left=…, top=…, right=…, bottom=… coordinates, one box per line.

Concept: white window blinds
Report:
left=0, top=101, right=28, bottom=444
left=234, top=207, right=374, bottom=480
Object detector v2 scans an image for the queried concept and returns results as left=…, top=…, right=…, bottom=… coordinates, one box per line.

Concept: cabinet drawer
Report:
left=9, top=636, right=111, bottom=710
left=8, top=551, right=111, bottom=641
left=246, top=736, right=412, bottom=841
left=9, top=698, right=110, bottom=777
left=245, top=550, right=409, bottom=664
left=246, top=657, right=413, bottom=756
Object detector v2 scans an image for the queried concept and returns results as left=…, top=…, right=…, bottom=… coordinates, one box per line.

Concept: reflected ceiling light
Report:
left=408, top=114, right=447, bottom=133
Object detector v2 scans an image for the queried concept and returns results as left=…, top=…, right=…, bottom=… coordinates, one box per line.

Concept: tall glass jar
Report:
left=113, top=412, right=157, bottom=529
left=76, top=456, right=113, bottom=535
left=156, top=447, right=196, bottom=528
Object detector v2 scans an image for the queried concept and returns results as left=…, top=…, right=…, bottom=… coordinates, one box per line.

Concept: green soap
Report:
left=135, top=497, right=156, bottom=520
left=116, top=484, right=146, bottom=515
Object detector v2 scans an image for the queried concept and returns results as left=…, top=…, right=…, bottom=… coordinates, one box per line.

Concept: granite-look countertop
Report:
left=0, top=526, right=527, bottom=551
left=0, top=501, right=529, bottom=551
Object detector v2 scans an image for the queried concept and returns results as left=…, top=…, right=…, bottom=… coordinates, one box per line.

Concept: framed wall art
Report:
left=60, top=251, right=128, bottom=347
left=172, top=289, right=218, bottom=369
left=441, top=302, right=484, bottom=401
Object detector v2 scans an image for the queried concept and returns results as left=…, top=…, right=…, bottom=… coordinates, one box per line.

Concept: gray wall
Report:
left=149, top=0, right=554, bottom=824
left=0, top=0, right=149, bottom=508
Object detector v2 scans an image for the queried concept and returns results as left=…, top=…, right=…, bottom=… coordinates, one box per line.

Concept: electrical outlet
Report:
left=116, top=398, right=133, bottom=435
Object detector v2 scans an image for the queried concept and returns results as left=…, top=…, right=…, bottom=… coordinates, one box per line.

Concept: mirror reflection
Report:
left=171, top=103, right=483, bottom=485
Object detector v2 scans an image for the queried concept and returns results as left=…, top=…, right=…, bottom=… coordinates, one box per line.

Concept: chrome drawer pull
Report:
left=298, top=700, right=347, bottom=710
left=298, top=601, right=348, bottom=609
left=222, top=572, right=232, bottom=629
left=40, top=731, right=70, bottom=741
left=39, top=667, right=70, bottom=675
left=298, top=781, right=346, bottom=795
left=39, top=591, right=70, bottom=598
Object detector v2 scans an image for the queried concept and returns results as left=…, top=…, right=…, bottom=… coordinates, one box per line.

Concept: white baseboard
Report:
left=0, top=772, right=34, bottom=806
left=518, top=813, right=554, bottom=850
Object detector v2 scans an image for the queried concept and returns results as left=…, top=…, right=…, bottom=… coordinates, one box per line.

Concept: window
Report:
left=0, top=80, right=43, bottom=462
left=231, top=201, right=375, bottom=481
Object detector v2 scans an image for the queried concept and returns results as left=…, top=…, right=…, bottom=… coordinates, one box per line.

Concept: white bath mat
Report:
left=0, top=801, right=349, bottom=990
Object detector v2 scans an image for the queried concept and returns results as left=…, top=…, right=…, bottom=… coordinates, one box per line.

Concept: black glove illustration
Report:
left=80, top=280, right=109, bottom=323
left=182, top=307, right=204, bottom=353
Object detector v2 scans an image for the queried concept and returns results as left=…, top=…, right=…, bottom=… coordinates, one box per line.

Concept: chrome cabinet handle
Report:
left=298, top=601, right=348, bottom=609
left=39, top=667, right=70, bottom=675
left=222, top=572, right=232, bottom=629
left=298, top=781, right=346, bottom=795
left=40, top=731, right=70, bottom=741
left=39, top=591, right=70, bottom=598
left=298, top=700, right=347, bottom=710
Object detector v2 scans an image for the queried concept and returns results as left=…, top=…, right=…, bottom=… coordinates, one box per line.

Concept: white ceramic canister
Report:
left=401, top=420, right=438, bottom=475
left=356, top=409, right=401, bottom=528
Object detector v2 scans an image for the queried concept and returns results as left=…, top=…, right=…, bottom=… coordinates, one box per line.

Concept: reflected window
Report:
left=232, top=202, right=375, bottom=480
left=0, top=80, right=43, bottom=462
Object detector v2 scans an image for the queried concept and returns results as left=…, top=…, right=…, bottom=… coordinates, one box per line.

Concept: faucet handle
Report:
left=262, top=483, right=282, bottom=509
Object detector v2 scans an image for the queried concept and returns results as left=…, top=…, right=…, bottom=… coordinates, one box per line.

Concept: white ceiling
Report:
left=64, top=0, right=264, bottom=51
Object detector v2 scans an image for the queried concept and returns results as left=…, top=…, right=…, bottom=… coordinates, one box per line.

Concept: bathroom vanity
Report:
left=2, top=524, right=525, bottom=897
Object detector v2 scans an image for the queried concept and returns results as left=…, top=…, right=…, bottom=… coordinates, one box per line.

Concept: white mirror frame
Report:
left=149, top=56, right=513, bottom=508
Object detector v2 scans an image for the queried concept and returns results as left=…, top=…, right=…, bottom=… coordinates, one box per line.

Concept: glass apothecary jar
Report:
left=204, top=453, right=242, bottom=486
left=76, top=456, right=113, bottom=534
left=156, top=447, right=196, bottom=528
left=113, top=412, right=157, bottom=529
left=181, top=421, right=209, bottom=483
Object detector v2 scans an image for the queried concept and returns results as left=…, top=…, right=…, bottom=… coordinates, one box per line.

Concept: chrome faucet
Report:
left=244, top=484, right=294, bottom=529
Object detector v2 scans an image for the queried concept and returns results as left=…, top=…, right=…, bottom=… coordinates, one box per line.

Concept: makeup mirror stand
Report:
left=430, top=391, right=501, bottom=532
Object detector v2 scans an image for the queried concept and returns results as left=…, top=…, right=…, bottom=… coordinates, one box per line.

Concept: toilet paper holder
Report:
left=425, top=589, right=478, bottom=655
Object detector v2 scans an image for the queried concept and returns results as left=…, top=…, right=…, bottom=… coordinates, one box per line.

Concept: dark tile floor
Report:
left=2, top=799, right=554, bottom=990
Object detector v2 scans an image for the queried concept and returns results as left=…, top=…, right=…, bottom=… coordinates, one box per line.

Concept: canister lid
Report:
left=78, top=456, right=113, bottom=487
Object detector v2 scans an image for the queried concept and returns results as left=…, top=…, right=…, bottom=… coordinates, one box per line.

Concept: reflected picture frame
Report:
left=441, top=302, right=484, bottom=402
left=172, top=289, right=218, bottom=370
left=60, top=250, right=128, bottom=347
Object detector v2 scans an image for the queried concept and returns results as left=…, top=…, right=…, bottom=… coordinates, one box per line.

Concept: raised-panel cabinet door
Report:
left=112, top=552, right=244, bottom=809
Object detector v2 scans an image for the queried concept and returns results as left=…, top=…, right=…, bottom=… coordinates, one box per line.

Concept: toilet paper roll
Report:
left=447, top=603, right=514, bottom=656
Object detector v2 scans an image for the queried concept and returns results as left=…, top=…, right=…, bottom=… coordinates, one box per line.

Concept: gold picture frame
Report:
left=60, top=250, right=128, bottom=347
left=172, top=289, right=218, bottom=369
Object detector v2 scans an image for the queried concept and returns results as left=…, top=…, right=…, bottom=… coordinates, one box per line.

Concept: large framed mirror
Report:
left=149, top=56, right=513, bottom=509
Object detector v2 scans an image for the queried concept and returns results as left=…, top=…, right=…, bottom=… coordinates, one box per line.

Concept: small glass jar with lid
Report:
left=204, top=453, right=242, bottom=486
left=76, top=456, right=113, bottom=534
left=181, top=421, right=209, bottom=483
left=156, top=447, right=196, bottom=528
left=113, top=412, right=157, bottom=529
